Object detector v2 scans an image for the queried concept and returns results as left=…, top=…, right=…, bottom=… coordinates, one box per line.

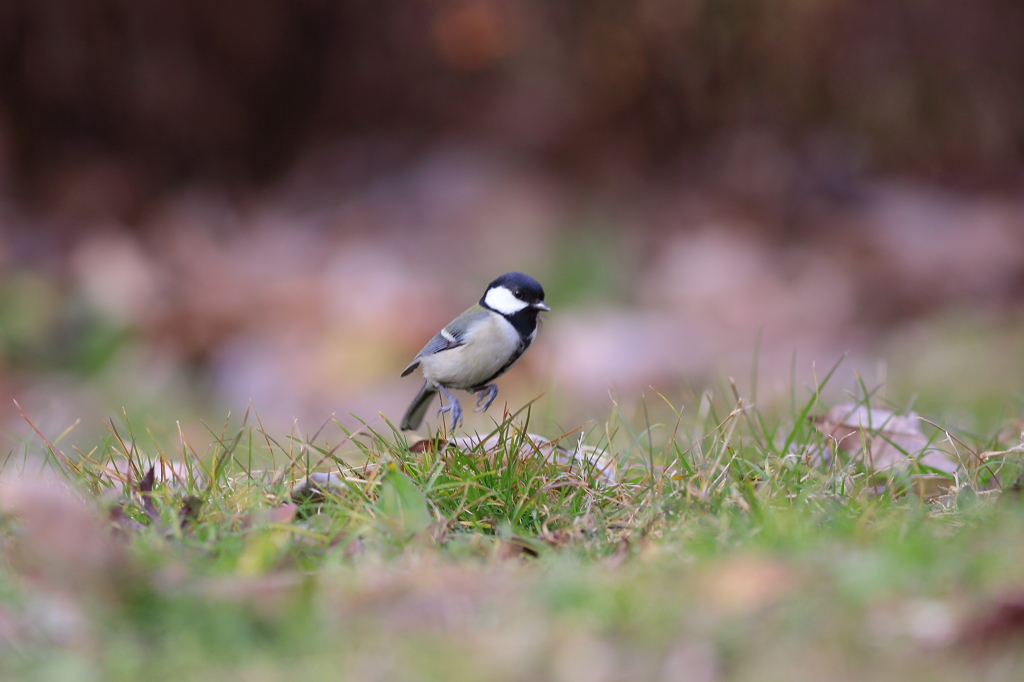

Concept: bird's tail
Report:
left=400, top=381, right=437, bottom=431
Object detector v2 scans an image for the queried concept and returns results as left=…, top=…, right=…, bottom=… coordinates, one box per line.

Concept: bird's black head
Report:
left=480, top=272, right=549, bottom=316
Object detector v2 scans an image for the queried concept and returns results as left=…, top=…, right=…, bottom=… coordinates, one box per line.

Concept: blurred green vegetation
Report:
left=2, top=381, right=1024, bottom=681
left=548, top=221, right=630, bottom=307
left=0, top=271, right=128, bottom=375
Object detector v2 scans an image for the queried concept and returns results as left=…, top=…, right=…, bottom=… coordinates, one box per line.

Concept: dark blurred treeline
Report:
left=1, top=0, right=1023, bottom=221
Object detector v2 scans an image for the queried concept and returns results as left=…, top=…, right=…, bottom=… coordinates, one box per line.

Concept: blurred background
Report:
left=2, top=0, right=1024, bottom=447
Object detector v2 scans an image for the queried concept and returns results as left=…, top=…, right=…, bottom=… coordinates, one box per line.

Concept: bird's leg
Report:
left=434, top=384, right=464, bottom=430
left=474, top=384, right=499, bottom=412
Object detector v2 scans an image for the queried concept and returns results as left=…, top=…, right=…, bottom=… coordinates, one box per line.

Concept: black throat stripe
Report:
left=503, top=307, right=540, bottom=339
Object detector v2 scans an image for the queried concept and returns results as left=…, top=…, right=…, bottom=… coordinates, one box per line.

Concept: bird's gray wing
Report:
left=400, top=306, right=488, bottom=377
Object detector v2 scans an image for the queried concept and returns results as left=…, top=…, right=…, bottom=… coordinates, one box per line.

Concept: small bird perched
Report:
left=400, top=272, right=550, bottom=431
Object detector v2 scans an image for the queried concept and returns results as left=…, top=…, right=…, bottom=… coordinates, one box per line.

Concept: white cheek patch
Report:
left=484, top=286, right=529, bottom=315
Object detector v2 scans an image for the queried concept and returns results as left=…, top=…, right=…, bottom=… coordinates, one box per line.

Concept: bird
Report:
left=400, top=272, right=550, bottom=431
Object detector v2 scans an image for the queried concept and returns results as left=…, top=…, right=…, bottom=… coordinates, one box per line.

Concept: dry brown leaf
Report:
left=408, top=437, right=448, bottom=453
left=135, top=465, right=159, bottom=523
left=814, top=403, right=960, bottom=476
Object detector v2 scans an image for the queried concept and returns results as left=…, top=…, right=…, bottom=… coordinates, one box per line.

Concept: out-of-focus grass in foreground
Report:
left=3, top=370, right=1024, bottom=682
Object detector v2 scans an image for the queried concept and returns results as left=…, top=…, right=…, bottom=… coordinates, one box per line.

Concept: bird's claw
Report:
left=437, top=390, right=464, bottom=430
left=474, top=384, right=499, bottom=413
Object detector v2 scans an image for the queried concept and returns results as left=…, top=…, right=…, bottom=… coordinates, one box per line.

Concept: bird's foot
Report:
left=435, top=385, right=464, bottom=430
left=474, top=384, right=499, bottom=412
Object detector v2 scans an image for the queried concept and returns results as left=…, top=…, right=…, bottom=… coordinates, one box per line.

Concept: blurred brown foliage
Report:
left=1, top=0, right=1023, bottom=220
left=2, top=1, right=1024, bottom=438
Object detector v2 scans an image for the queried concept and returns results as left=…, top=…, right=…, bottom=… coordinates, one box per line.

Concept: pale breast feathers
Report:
left=416, top=314, right=522, bottom=389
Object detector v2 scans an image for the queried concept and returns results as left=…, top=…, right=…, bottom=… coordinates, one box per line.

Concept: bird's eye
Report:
left=513, top=288, right=523, bottom=297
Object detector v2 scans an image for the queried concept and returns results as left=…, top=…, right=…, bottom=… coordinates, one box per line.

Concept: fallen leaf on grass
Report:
left=814, top=404, right=961, bottom=483
left=288, top=431, right=617, bottom=521
left=135, top=465, right=159, bottom=523
left=408, top=437, right=447, bottom=453
left=450, top=433, right=618, bottom=485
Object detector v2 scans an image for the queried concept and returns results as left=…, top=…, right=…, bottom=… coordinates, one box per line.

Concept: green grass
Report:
left=3, top=373, right=1024, bottom=682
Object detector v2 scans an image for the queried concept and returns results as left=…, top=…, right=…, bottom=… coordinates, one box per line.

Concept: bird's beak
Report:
left=533, top=301, right=551, bottom=311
